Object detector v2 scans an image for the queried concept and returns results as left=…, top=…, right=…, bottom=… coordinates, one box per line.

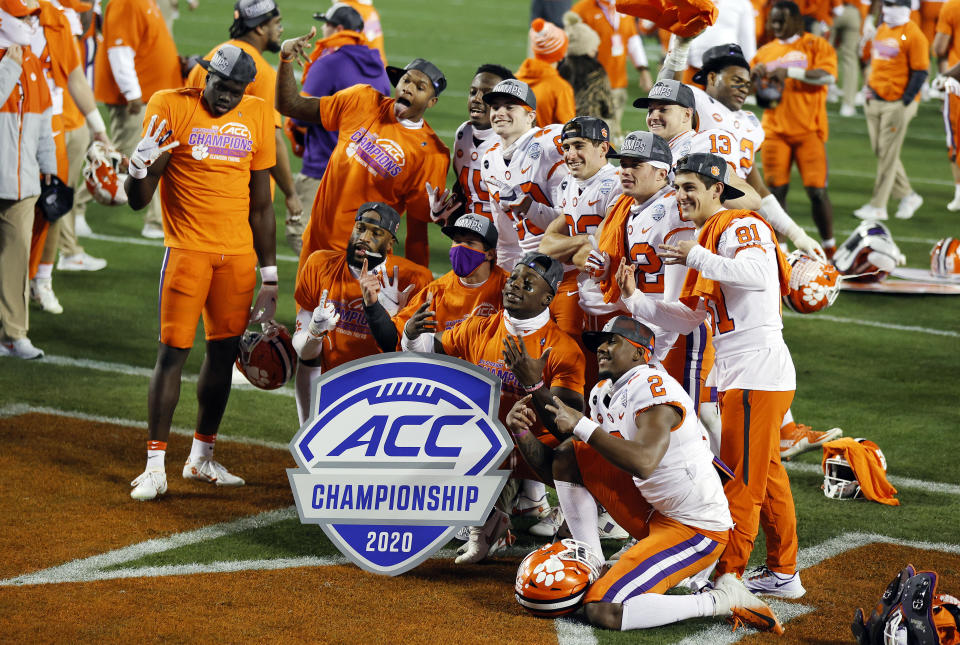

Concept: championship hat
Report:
left=692, top=43, right=751, bottom=85
left=515, top=252, right=563, bottom=294
left=582, top=316, right=655, bottom=356
left=313, top=2, right=364, bottom=32
left=607, top=130, right=672, bottom=168
left=442, top=213, right=498, bottom=249
left=356, top=202, right=401, bottom=239
left=632, top=79, right=696, bottom=110
left=198, top=44, right=258, bottom=85
left=482, top=78, right=537, bottom=110
left=561, top=116, right=610, bottom=142
left=385, top=58, right=447, bottom=96
left=675, top=153, right=745, bottom=201
left=233, top=0, right=278, bottom=29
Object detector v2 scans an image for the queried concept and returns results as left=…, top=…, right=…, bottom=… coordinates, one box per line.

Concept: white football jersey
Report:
left=587, top=364, right=733, bottom=533
left=555, top=163, right=622, bottom=272
left=689, top=85, right=765, bottom=180
left=452, top=122, right=499, bottom=219
left=666, top=129, right=694, bottom=166
left=482, top=124, right=568, bottom=270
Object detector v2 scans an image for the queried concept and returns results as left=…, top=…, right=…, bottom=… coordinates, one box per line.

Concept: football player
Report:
left=479, top=79, right=568, bottom=271
left=124, top=45, right=277, bottom=501
left=505, top=316, right=782, bottom=634
left=615, top=153, right=805, bottom=599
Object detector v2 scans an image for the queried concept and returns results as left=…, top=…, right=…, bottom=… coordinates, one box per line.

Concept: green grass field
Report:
left=2, top=1, right=959, bottom=642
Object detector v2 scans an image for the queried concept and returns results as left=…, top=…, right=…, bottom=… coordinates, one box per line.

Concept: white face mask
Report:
left=0, top=9, right=39, bottom=48
left=882, top=5, right=911, bottom=26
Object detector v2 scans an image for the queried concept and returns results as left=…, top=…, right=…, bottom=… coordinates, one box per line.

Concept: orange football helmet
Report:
left=83, top=141, right=128, bottom=206
left=931, top=238, right=960, bottom=277
left=515, top=539, right=603, bottom=617
left=783, top=250, right=841, bottom=313
left=235, top=325, right=296, bottom=390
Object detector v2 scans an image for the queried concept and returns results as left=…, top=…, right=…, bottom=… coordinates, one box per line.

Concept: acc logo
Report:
left=220, top=122, right=251, bottom=139
left=288, top=353, right=512, bottom=576
left=376, top=138, right=406, bottom=167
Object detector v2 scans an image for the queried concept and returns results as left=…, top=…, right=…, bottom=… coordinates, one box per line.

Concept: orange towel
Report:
left=822, top=438, right=900, bottom=506
left=616, top=0, right=718, bottom=38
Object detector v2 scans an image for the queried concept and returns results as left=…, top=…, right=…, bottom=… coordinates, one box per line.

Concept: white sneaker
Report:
left=511, top=492, right=549, bottom=517
left=827, top=83, right=841, bottom=103
left=141, top=222, right=164, bottom=239
left=606, top=537, right=637, bottom=564
left=57, top=252, right=107, bottom=272
left=598, top=509, right=629, bottom=540
left=455, top=508, right=510, bottom=564
left=454, top=526, right=470, bottom=541
left=853, top=203, right=888, bottom=221
left=895, top=192, right=923, bottom=219
left=711, top=573, right=784, bottom=634
left=30, top=277, right=63, bottom=314
left=743, top=565, right=807, bottom=599
left=0, top=338, right=44, bottom=360
left=947, top=196, right=960, bottom=212
left=529, top=506, right=564, bottom=538
left=130, top=468, right=168, bottom=501
left=855, top=89, right=866, bottom=106
left=182, top=458, right=245, bottom=486
left=839, top=104, right=856, bottom=117
left=74, top=213, right=93, bottom=237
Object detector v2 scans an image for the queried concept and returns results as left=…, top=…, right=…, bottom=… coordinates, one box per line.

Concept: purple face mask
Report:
left=450, top=243, right=487, bottom=277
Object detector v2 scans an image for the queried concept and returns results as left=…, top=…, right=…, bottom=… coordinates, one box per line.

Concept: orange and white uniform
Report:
left=481, top=124, right=568, bottom=270
left=146, top=88, right=275, bottom=348
left=937, top=0, right=960, bottom=161
left=295, top=250, right=433, bottom=371
left=752, top=33, right=838, bottom=188
left=299, top=84, right=449, bottom=267
left=394, top=266, right=508, bottom=338
left=515, top=58, right=577, bottom=128
left=452, top=121, right=499, bottom=219
left=580, top=363, right=732, bottom=603
left=342, top=0, right=386, bottom=64
left=689, top=86, right=765, bottom=179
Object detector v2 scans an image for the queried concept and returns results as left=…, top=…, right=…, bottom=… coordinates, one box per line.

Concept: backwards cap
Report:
left=582, top=316, right=655, bottom=357
left=385, top=58, right=447, bottom=96
left=675, top=153, right=745, bottom=201
left=515, top=252, right=563, bottom=294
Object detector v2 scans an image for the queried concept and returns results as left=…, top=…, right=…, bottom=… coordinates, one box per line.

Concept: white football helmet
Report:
left=823, top=438, right=888, bottom=500
left=930, top=237, right=960, bottom=277
left=832, top=222, right=905, bottom=283
left=83, top=141, right=128, bottom=206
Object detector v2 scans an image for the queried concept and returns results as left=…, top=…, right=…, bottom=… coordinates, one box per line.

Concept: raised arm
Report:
left=276, top=28, right=322, bottom=122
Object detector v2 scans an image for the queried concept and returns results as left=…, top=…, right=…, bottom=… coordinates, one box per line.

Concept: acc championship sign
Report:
left=288, top=353, right=513, bottom=576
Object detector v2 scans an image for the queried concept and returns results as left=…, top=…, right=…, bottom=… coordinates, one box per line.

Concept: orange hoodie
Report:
left=515, top=58, right=576, bottom=127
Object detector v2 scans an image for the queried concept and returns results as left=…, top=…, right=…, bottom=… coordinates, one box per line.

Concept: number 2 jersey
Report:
left=452, top=121, right=499, bottom=219
left=587, top=363, right=733, bottom=533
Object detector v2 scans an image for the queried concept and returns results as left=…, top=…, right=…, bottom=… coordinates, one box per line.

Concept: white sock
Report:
left=35, top=263, right=53, bottom=280
left=189, top=433, right=215, bottom=461
left=954, top=184, right=960, bottom=200
left=146, top=449, right=165, bottom=471
left=822, top=237, right=835, bottom=249
left=522, top=479, right=546, bottom=501
left=698, top=402, right=722, bottom=456
left=295, top=362, right=323, bottom=425
left=554, top=480, right=602, bottom=558
left=781, top=407, right=794, bottom=429
left=620, top=592, right=715, bottom=630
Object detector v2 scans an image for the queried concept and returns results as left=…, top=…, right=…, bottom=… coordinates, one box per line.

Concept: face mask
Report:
left=450, top=243, right=487, bottom=277
left=0, top=10, right=38, bottom=48
left=881, top=5, right=911, bottom=26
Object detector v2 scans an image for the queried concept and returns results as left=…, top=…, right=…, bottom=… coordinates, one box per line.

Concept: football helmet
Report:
left=930, top=237, right=960, bottom=277
left=515, top=539, right=603, bottom=617
left=83, top=141, right=128, bottom=206
left=235, top=324, right=296, bottom=390
left=832, top=221, right=905, bottom=283
left=823, top=438, right=887, bottom=500
left=783, top=250, right=841, bottom=313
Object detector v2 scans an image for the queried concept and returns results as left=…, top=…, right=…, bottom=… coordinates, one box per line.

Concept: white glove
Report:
left=584, top=249, right=610, bottom=279
left=426, top=181, right=461, bottom=225
left=945, top=77, right=960, bottom=96
left=861, top=14, right=876, bottom=41
left=789, top=227, right=827, bottom=263
left=309, top=289, right=339, bottom=336
left=249, top=283, right=278, bottom=324
left=378, top=265, right=415, bottom=316
left=128, top=115, right=179, bottom=178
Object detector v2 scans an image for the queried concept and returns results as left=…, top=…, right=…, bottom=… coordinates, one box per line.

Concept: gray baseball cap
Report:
left=313, top=3, right=364, bottom=32
left=356, top=202, right=401, bottom=240
left=386, top=58, right=447, bottom=96
left=582, top=316, right=655, bottom=355
left=608, top=130, right=672, bottom=166
left=633, top=79, right=696, bottom=110
left=482, top=79, right=537, bottom=110
left=515, top=252, right=563, bottom=294
left=675, top=153, right=745, bottom=201
left=233, top=0, right=278, bottom=29
left=442, top=213, right=498, bottom=249
left=198, top=44, right=258, bottom=85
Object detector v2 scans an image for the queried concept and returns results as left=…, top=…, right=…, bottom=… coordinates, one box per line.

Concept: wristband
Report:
left=260, top=265, right=278, bottom=283
left=128, top=163, right=148, bottom=179
left=573, top=417, right=599, bottom=443
left=522, top=379, right=544, bottom=393
left=279, top=52, right=294, bottom=63
left=786, top=67, right=806, bottom=81
left=85, top=109, right=106, bottom=134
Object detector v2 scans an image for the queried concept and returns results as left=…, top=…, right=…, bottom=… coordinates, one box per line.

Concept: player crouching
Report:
left=507, top=316, right=782, bottom=633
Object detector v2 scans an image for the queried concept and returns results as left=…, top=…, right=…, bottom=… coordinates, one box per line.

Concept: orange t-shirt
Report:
left=94, top=0, right=180, bottom=105
left=936, top=0, right=960, bottom=65
left=185, top=39, right=282, bottom=128
left=302, top=84, right=450, bottom=260
left=144, top=88, right=275, bottom=255
left=573, top=0, right=639, bottom=89
left=865, top=21, right=930, bottom=101
left=35, top=1, right=82, bottom=128
left=515, top=58, right=577, bottom=128
left=441, top=311, right=585, bottom=428
left=342, top=0, right=387, bottom=64
left=752, top=33, right=838, bottom=140
left=294, top=250, right=434, bottom=371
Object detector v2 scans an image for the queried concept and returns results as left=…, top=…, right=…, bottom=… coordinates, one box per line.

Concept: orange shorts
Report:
left=584, top=511, right=727, bottom=603
left=574, top=438, right=651, bottom=539
left=158, top=247, right=257, bottom=349
left=944, top=93, right=960, bottom=163
left=761, top=132, right=828, bottom=188
left=661, top=321, right=715, bottom=411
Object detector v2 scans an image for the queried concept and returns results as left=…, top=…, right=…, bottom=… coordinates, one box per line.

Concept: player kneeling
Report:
left=507, top=316, right=782, bottom=633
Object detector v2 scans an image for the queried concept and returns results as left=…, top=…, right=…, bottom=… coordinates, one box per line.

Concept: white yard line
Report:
left=783, top=311, right=960, bottom=338
left=784, top=461, right=960, bottom=496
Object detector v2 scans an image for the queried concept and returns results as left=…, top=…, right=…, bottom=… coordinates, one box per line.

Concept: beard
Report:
left=346, top=244, right=386, bottom=270
left=266, top=39, right=281, bottom=54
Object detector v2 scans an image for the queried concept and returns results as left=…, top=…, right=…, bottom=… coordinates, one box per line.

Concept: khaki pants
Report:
left=832, top=5, right=861, bottom=111
left=864, top=98, right=918, bottom=209
left=55, top=126, right=91, bottom=259
left=0, top=196, right=39, bottom=341
left=155, top=0, right=178, bottom=35
left=288, top=173, right=321, bottom=254
left=108, top=103, right=162, bottom=228
left=610, top=87, right=627, bottom=146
